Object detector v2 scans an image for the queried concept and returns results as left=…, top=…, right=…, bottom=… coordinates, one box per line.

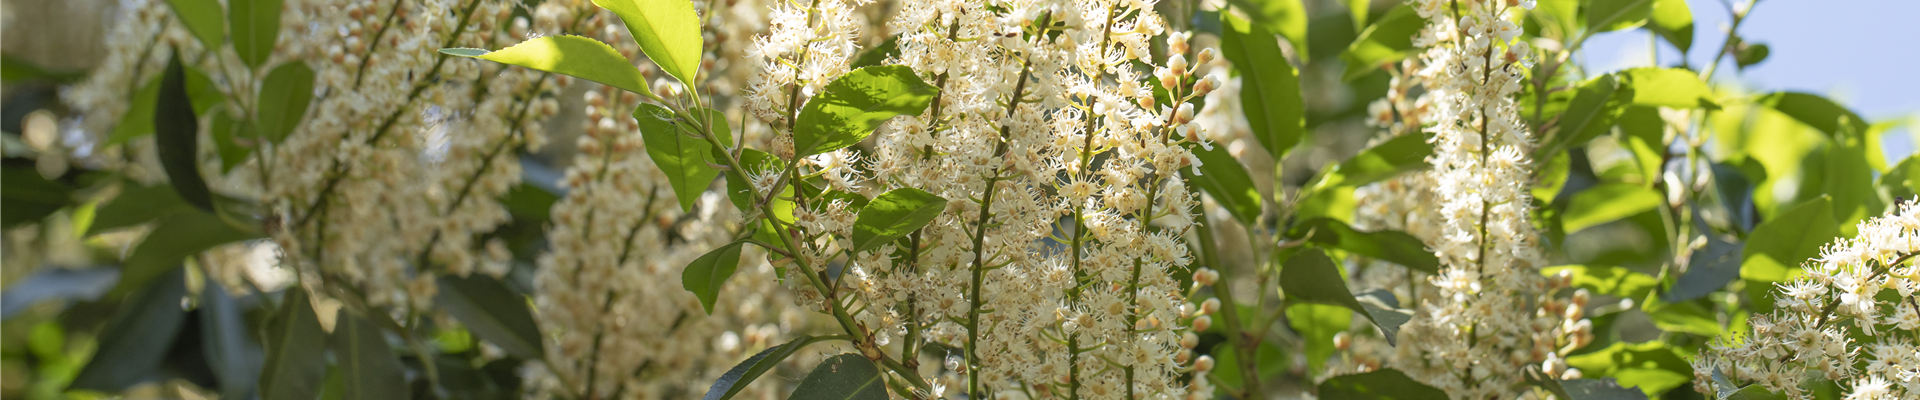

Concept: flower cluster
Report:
left=1692, top=201, right=1920, bottom=399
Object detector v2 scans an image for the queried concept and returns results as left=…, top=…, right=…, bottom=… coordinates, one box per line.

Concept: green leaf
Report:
left=1209, top=340, right=1290, bottom=394
left=436, top=274, right=546, bottom=360
left=71, top=268, right=189, bottom=392
left=229, top=0, right=282, bottom=69
left=1565, top=341, right=1691, bottom=396
left=200, top=275, right=264, bottom=400
left=1541, top=265, right=1659, bottom=300
left=1647, top=0, right=1692, bottom=52
left=443, top=35, right=652, bottom=97
left=684, top=242, right=746, bottom=314
left=208, top=109, right=254, bottom=173
left=1586, top=0, right=1652, bottom=33
left=260, top=288, right=329, bottom=400
left=155, top=52, right=215, bottom=212
left=789, top=354, right=888, bottom=400
left=257, top=62, right=316, bottom=144
left=1533, top=0, right=1582, bottom=40
left=591, top=0, right=703, bottom=86
left=164, top=0, right=225, bottom=49
left=851, top=37, right=898, bottom=69
left=1755, top=92, right=1869, bottom=141
left=1879, top=156, right=1919, bottom=202
left=725, top=148, right=789, bottom=214
left=330, top=313, right=410, bottom=400
left=1562, top=183, right=1662, bottom=233
left=107, top=67, right=223, bottom=146
left=1825, top=140, right=1882, bottom=234
left=0, top=164, right=74, bottom=228
left=1286, top=302, right=1350, bottom=374
left=1542, top=74, right=1627, bottom=158
left=87, top=182, right=193, bottom=236
left=1666, top=236, right=1743, bottom=303
left=793, top=65, right=939, bottom=157
left=1339, top=4, right=1426, bottom=81
left=113, top=209, right=263, bottom=295
left=1290, top=218, right=1437, bottom=274
left=1280, top=249, right=1406, bottom=345
left=1740, top=196, right=1836, bottom=282
left=636, top=103, right=723, bottom=212
left=1223, top=12, right=1305, bottom=159
left=1560, top=378, right=1653, bottom=400
left=1621, top=68, right=1716, bottom=109
left=1184, top=143, right=1262, bottom=227
left=1224, top=0, right=1308, bottom=61
left=1640, top=294, right=1722, bottom=336
left=1734, top=42, right=1769, bottom=70
left=1722, top=384, right=1789, bottom=400
left=1317, top=368, right=1448, bottom=400
left=702, top=335, right=817, bottom=400
left=1536, top=151, right=1573, bottom=204
left=1316, top=133, right=1432, bottom=189
left=851, top=188, right=946, bottom=253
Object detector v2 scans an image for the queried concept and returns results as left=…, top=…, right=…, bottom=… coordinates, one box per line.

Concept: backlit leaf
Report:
left=793, top=65, right=939, bottom=157
left=851, top=188, right=947, bottom=253
left=443, top=35, right=652, bottom=97
left=591, top=0, right=703, bottom=86
left=683, top=241, right=746, bottom=314
left=636, top=103, right=723, bottom=212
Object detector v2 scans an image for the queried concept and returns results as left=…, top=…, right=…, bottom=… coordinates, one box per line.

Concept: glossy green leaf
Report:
left=436, top=274, right=546, bottom=360
left=591, top=0, right=703, bottom=86
left=1641, top=295, right=1723, bottom=336
left=1647, top=0, right=1692, bottom=52
left=702, top=335, right=817, bottom=400
left=164, top=0, right=224, bottom=49
left=1339, top=4, right=1426, bottom=81
left=1225, top=0, right=1308, bottom=60
left=1184, top=143, right=1262, bottom=226
left=1541, top=265, right=1659, bottom=300
left=229, top=0, right=282, bottom=68
left=1756, top=92, right=1869, bottom=141
left=257, top=62, right=315, bottom=144
left=1223, top=12, right=1306, bottom=158
left=793, top=65, right=939, bottom=157
left=1621, top=68, right=1715, bottom=109
left=200, top=276, right=264, bottom=400
left=1740, top=196, right=1836, bottom=282
left=684, top=241, right=746, bottom=314
left=1666, top=236, right=1743, bottom=303
left=1562, top=183, right=1662, bottom=233
left=330, top=313, right=410, bottom=400
left=1280, top=249, right=1407, bottom=345
left=790, top=354, right=888, bottom=400
left=1542, top=74, right=1626, bottom=158
left=443, top=35, right=652, bottom=97
left=113, top=210, right=263, bottom=295
left=155, top=53, right=215, bottom=212
left=1560, top=378, right=1652, bottom=400
left=108, top=66, right=222, bottom=145
left=1586, top=0, right=1652, bottom=33
left=1317, top=368, right=1448, bottom=400
left=1566, top=341, right=1691, bottom=396
left=1316, top=133, right=1432, bottom=189
left=260, top=288, right=329, bottom=400
left=87, top=182, right=193, bottom=236
left=1290, top=218, right=1438, bottom=274
left=851, top=188, right=947, bottom=253
left=636, top=103, right=723, bottom=212
left=851, top=37, right=898, bottom=69
left=70, top=268, right=188, bottom=392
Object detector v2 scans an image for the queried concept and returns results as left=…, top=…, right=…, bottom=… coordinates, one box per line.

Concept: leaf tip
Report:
left=439, top=48, right=490, bottom=57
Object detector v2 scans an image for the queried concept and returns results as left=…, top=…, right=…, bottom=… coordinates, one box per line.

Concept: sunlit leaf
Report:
left=1339, top=4, right=1426, bottom=81
left=1541, top=265, right=1659, bottom=300
left=793, top=65, right=939, bottom=157
left=1587, top=0, right=1652, bottom=33
left=1566, top=342, right=1691, bottom=396
left=443, top=35, right=652, bottom=97
left=636, top=103, right=724, bottom=212
left=702, top=335, right=817, bottom=400
left=683, top=241, right=746, bottom=314
left=1225, top=0, right=1308, bottom=60
left=1184, top=143, right=1262, bottom=227
left=1621, top=68, right=1715, bottom=109
left=1647, top=0, right=1692, bottom=52
left=1562, top=183, right=1662, bottom=234
left=164, top=0, right=225, bottom=49
left=1740, top=196, right=1835, bottom=282
left=1317, top=368, right=1447, bottom=400
left=851, top=188, right=946, bottom=253
left=1224, top=12, right=1306, bottom=159
left=591, top=0, right=703, bottom=86
left=1316, top=133, right=1432, bottom=189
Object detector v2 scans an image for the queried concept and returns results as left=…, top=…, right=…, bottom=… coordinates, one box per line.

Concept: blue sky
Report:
left=1578, top=0, right=1919, bottom=158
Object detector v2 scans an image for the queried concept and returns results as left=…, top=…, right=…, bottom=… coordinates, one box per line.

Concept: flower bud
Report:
left=1158, top=67, right=1180, bottom=91
left=1560, top=368, right=1583, bottom=380
left=1193, top=75, right=1219, bottom=97
left=1169, top=31, right=1191, bottom=55
left=1542, top=353, right=1567, bottom=377
left=1200, top=298, right=1220, bottom=315
left=1192, top=315, right=1212, bottom=332
left=1196, top=48, right=1216, bottom=65
left=1194, top=355, right=1215, bottom=372
left=1194, top=268, right=1218, bottom=286
left=1176, top=349, right=1192, bottom=364
left=1175, top=103, right=1195, bottom=124
left=1180, top=332, right=1200, bottom=349
left=1333, top=332, right=1352, bottom=351
left=1571, top=288, right=1590, bottom=308
left=1138, top=95, right=1155, bottom=110
left=1169, top=54, right=1190, bottom=76
left=1564, top=304, right=1584, bottom=321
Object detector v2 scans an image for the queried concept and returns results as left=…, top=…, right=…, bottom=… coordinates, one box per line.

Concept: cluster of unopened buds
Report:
left=1536, top=270, right=1597, bottom=380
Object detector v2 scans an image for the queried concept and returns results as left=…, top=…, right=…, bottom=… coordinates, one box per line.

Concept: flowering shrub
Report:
left=2, top=0, right=1914, bottom=399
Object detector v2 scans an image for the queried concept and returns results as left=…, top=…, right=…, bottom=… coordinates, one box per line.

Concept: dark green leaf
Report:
left=590, top=0, right=703, bottom=86
left=1353, top=289, right=1411, bottom=344
left=1224, top=0, right=1308, bottom=60
left=1210, top=340, right=1290, bottom=393
left=229, top=0, right=282, bottom=68
left=1562, top=183, right=1662, bottom=233
left=330, top=313, right=411, bottom=400
left=70, top=267, right=188, bottom=392
left=1317, top=368, right=1448, bottom=400
left=702, top=335, right=817, bottom=400
left=1280, top=249, right=1405, bottom=345
left=789, top=354, right=888, bottom=400
left=1561, top=378, right=1652, bottom=400
left=443, top=35, right=653, bottom=97
left=851, top=188, right=946, bottom=253
left=1740, top=196, right=1835, bottom=282
left=108, top=79, right=162, bottom=145
left=0, top=267, right=118, bottom=319
left=1223, top=12, right=1305, bottom=158
left=1587, top=0, right=1652, bottom=33
left=113, top=209, right=263, bottom=295
left=260, top=288, right=328, bottom=400
left=1339, top=4, right=1426, bottom=81
left=209, top=109, right=254, bottom=172
left=436, top=274, right=545, bottom=360
left=1184, top=143, right=1262, bottom=227
left=683, top=242, right=746, bottom=314
left=0, top=164, right=73, bottom=228
left=1316, top=133, right=1432, bottom=188
left=164, top=0, right=225, bottom=49
left=257, top=62, right=316, bottom=144
left=636, top=103, right=724, bottom=212
left=1541, top=265, right=1658, bottom=300
left=1565, top=342, right=1690, bottom=396
left=793, top=65, right=939, bottom=157
left=1734, top=42, right=1769, bottom=70
left=851, top=37, right=898, bottom=69
left=1647, top=0, right=1692, bottom=52
left=1288, top=302, right=1350, bottom=374
left=1542, top=74, right=1626, bottom=158
left=87, top=182, right=193, bottom=236
left=1290, top=218, right=1438, bottom=274
left=155, top=51, right=215, bottom=212
left=1665, top=236, right=1742, bottom=302
left=201, top=275, right=264, bottom=400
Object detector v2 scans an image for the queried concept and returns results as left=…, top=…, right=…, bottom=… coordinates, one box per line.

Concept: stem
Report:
left=1199, top=222, right=1262, bottom=398
left=967, top=58, right=1035, bottom=400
